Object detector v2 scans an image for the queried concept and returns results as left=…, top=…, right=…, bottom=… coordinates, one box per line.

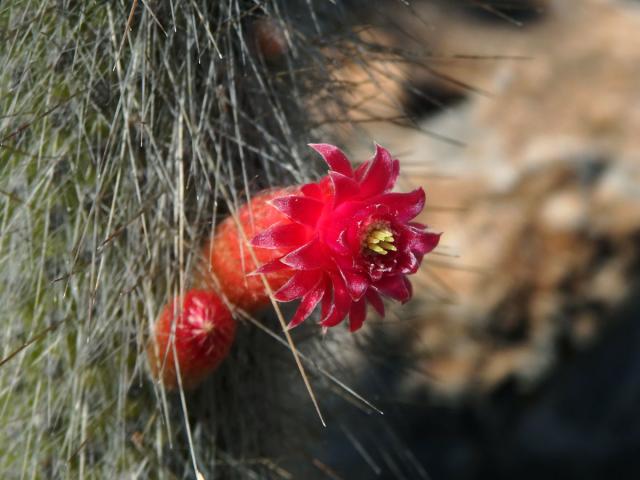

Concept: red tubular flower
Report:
left=250, top=144, right=440, bottom=331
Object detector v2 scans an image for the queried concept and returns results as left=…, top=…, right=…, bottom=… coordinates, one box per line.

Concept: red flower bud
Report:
left=147, top=290, right=235, bottom=390
left=201, top=188, right=298, bottom=311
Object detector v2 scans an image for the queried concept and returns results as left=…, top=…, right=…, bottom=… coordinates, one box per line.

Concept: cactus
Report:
left=0, top=1, right=388, bottom=477
left=6, top=0, right=639, bottom=479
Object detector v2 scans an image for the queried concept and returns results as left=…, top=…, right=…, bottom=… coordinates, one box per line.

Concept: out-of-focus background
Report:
left=317, top=0, right=640, bottom=478
left=1, top=0, right=639, bottom=478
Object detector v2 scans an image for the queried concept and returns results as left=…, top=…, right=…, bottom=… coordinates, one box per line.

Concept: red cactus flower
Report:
left=250, top=144, right=440, bottom=331
left=147, top=289, right=236, bottom=390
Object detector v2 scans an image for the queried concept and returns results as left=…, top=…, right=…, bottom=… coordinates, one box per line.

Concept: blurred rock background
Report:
left=319, top=0, right=640, bottom=478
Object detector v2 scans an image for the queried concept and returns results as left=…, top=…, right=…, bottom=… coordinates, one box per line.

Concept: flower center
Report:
left=365, top=227, right=396, bottom=255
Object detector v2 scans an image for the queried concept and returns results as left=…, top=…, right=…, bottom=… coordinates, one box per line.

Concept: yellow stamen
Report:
left=372, top=231, right=389, bottom=241
left=380, top=242, right=397, bottom=251
left=369, top=244, right=387, bottom=255
left=366, top=227, right=396, bottom=255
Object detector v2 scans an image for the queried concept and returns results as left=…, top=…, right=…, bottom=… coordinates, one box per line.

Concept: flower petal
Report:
left=322, top=303, right=351, bottom=328
left=338, top=265, right=369, bottom=300
left=389, top=157, right=400, bottom=191
left=408, top=230, right=441, bottom=256
left=400, top=251, right=420, bottom=274
left=250, top=222, right=308, bottom=249
left=358, top=144, right=398, bottom=196
left=366, top=289, right=385, bottom=316
left=274, top=270, right=322, bottom=302
left=309, top=143, right=353, bottom=177
left=354, top=161, right=368, bottom=182
left=280, top=237, right=328, bottom=270
left=301, top=182, right=323, bottom=199
left=321, top=278, right=332, bottom=320
left=378, top=188, right=426, bottom=222
left=288, top=281, right=326, bottom=329
left=269, top=195, right=324, bottom=227
left=321, top=273, right=351, bottom=327
left=249, top=258, right=289, bottom=275
left=375, top=275, right=412, bottom=303
left=348, top=298, right=367, bottom=332
left=406, top=276, right=413, bottom=299
left=335, top=230, right=352, bottom=256
left=329, top=171, right=360, bottom=205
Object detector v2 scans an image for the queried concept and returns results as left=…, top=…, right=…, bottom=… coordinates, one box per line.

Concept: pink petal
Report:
left=355, top=147, right=398, bottom=190
left=280, top=237, right=328, bottom=270
left=406, top=277, right=413, bottom=299
left=301, top=182, right=323, bottom=199
left=250, top=222, right=308, bottom=249
left=348, top=298, right=367, bottom=332
left=408, top=230, right=441, bottom=256
left=375, top=275, right=412, bottom=303
left=338, top=266, right=369, bottom=300
left=400, top=251, right=420, bottom=274
left=249, top=258, right=289, bottom=275
left=353, top=158, right=368, bottom=181
left=356, top=155, right=398, bottom=191
left=288, top=281, right=326, bottom=329
left=323, top=226, right=351, bottom=256
left=269, top=195, right=324, bottom=228
left=274, top=270, right=322, bottom=302
left=317, top=275, right=331, bottom=320
left=378, top=188, right=425, bottom=222
left=321, top=304, right=350, bottom=328
left=329, top=171, right=360, bottom=205
left=366, top=289, right=385, bottom=316
left=309, top=143, right=353, bottom=177
left=388, top=158, right=400, bottom=191
left=321, top=273, right=351, bottom=327
left=358, top=144, right=397, bottom=197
